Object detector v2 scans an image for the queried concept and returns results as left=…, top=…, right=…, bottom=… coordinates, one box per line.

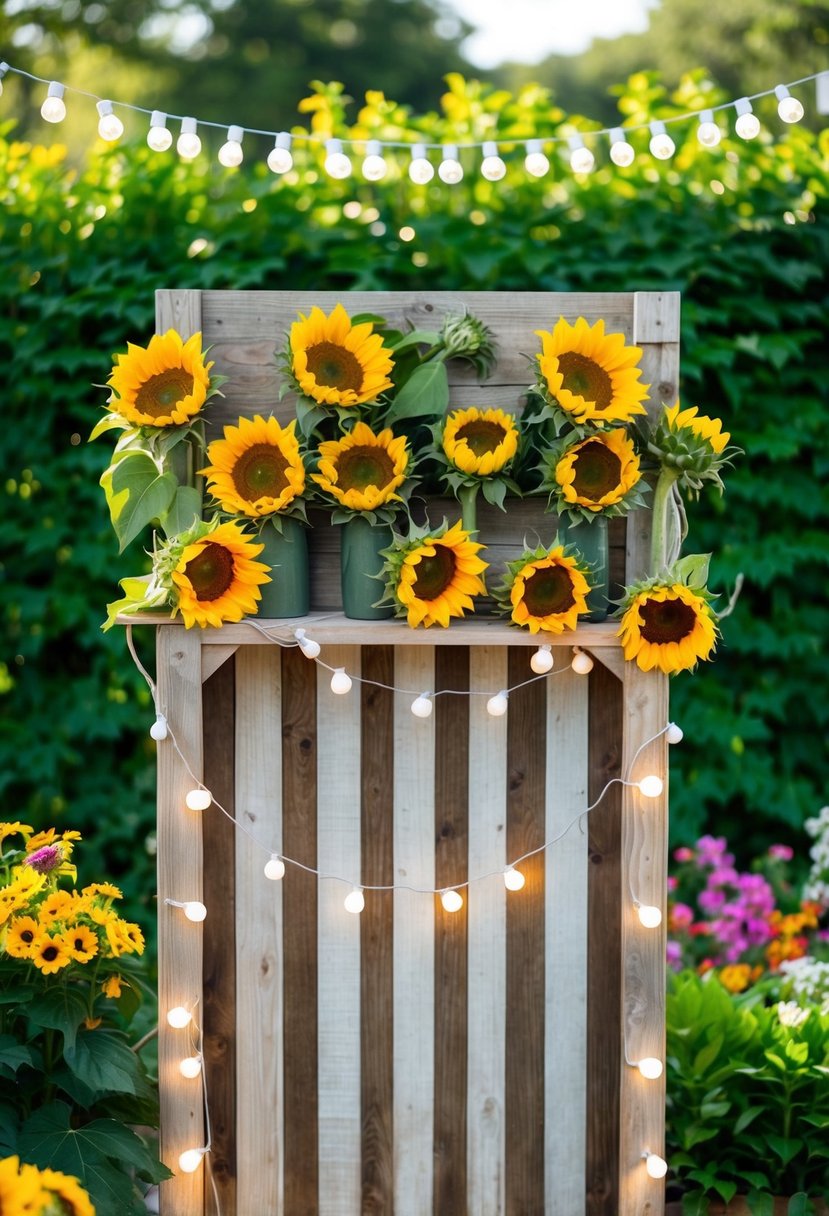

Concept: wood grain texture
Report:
left=433, top=647, right=470, bottom=1216
left=156, top=626, right=204, bottom=1216
left=156, top=289, right=203, bottom=339
left=281, top=646, right=319, bottom=1215
left=201, top=657, right=237, bottom=1214
left=505, top=647, right=546, bottom=1214
left=234, top=646, right=283, bottom=1216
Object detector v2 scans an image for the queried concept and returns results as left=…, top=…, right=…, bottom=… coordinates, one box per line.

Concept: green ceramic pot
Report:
left=340, top=515, right=394, bottom=620
left=256, top=516, right=310, bottom=618
left=558, top=513, right=609, bottom=622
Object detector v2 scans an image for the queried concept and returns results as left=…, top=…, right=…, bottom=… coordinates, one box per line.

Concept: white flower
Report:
left=776, top=1000, right=810, bottom=1028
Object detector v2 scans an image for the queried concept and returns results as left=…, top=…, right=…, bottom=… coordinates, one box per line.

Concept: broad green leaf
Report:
left=681, top=1193, right=710, bottom=1216
left=0, top=1034, right=34, bottom=1073
left=692, top=1033, right=724, bottom=1075
left=481, top=477, right=509, bottom=510
left=106, top=453, right=177, bottom=552
left=161, top=484, right=203, bottom=537
left=26, top=988, right=89, bottom=1053
left=765, top=1133, right=803, bottom=1165
left=384, top=361, right=449, bottom=423
left=734, top=1106, right=764, bottom=1134
left=64, top=1028, right=140, bottom=1095
left=785, top=1195, right=810, bottom=1216
left=89, top=412, right=129, bottom=442
left=390, top=329, right=440, bottom=351
left=745, top=1192, right=774, bottom=1216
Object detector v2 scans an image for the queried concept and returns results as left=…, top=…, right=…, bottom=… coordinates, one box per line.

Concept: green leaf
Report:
left=64, top=1028, right=141, bottom=1095
left=101, top=450, right=177, bottom=552
left=481, top=477, right=509, bottom=510
left=786, top=1195, right=811, bottom=1216
left=26, top=988, right=89, bottom=1053
left=682, top=1193, right=710, bottom=1216
left=0, top=1034, right=34, bottom=1073
left=692, top=1033, right=724, bottom=1075
left=733, top=1106, right=764, bottom=1134
left=389, top=329, right=441, bottom=351
left=765, top=1133, right=803, bottom=1165
left=89, top=412, right=130, bottom=442
left=746, top=1192, right=774, bottom=1216
left=384, top=361, right=449, bottom=424
left=161, top=484, right=203, bottom=537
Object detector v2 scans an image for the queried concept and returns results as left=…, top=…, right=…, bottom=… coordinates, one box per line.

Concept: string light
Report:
left=480, top=141, right=506, bottom=181
left=167, top=1006, right=193, bottom=1029
left=486, top=690, right=509, bottom=717
left=40, top=81, right=66, bottom=124
left=571, top=648, right=593, bottom=675
left=0, top=63, right=8, bottom=98
left=409, top=143, right=434, bottom=185
left=294, top=628, right=320, bottom=659
left=696, top=109, right=722, bottom=148
left=177, top=117, right=201, bottom=160
left=666, top=722, right=684, bottom=745
left=330, top=668, right=353, bottom=695
left=178, top=1148, right=208, bottom=1174
left=179, top=1055, right=203, bottom=1079
left=734, top=98, right=761, bottom=140
left=150, top=713, right=168, bottom=741
left=636, top=1057, right=664, bottom=1080
left=524, top=139, right=549, bottom=177
left=361, top=139, right=387, bottom=181
left=637, top=775, right=664, bottom=799
left=643, top=1151, right=668, bottom=1179
left=166, top=898, right=208, bottom=922
left=96, top=100, right=123, bottom=142
left=217, top=124, right=244, bottom=168
left=344, top=887, right=365, bottom=914
left=410, top=693, right=433, bottom=719
left=185, top=788, right=212, bottom=812
left=267, top=132, right=293, bottom=174
left=636, top=902, right=663, bottom=928
left=569, top=135, right=595, bottom=174
left=264, top=854, right=286, bottom=881
left=775, top=84, right=805, bottom=123
left=503, top=866, right=526, bottom=891
left=648, top=121, right=676, bottom=161
left=441, top=889, right=463, bottom=913
left=530, top=644, right=554, bottom=674
left=324, top=138, right=351, bottom=179
left=608, top=127, right=635, bottom=167
left=147, top=111, right=172, bottom=152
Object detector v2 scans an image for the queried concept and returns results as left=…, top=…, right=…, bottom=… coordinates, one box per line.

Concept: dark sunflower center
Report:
left=572, top=440, right=622, bottom=500
left=42, top=945, right=59, bottom=962
left=306, top=341, right=364, bottom=392
left=184, top=542, right=235, bottom=602
left=522, top=565, right=576, bottom=616
left=336, top=445, right=395, bottom=491
left=556, top=352, right=613, bottom=409
left=640, top=597, right=697, bottom=644
left=134, top=367, right=194, bottom=418
left=73, top=936, right=86, bottom=950
left=21, top=928, right=35, bottom=943
left=455, top=419, right=507, bottom=457
left=231, top=443, right=290, bottom=501
left=411, top=546, right=457, bottom=601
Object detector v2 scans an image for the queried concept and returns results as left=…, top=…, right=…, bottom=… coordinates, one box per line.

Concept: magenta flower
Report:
left=769, top=844, right=794, bottom=861
left=25, top=844, right=62, bottom=874
left=671, top=902, right=694, bottom=929
left=666, top=940, right=683, bottom=971
left=674, top=847, right=694, bottom=863
left=699, top=888, right=727, bottom=913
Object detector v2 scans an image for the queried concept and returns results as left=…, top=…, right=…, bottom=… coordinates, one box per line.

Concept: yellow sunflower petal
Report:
left=618, top=583, right=718, bottom=673
left=201, top=414, right=306, bottom=517
left=535, top=316, right=649, bottom=426
left=311, top=421, right=409, bottom=511
left=290, top=304, right=395, bottom=407
left=172, top=521, right=271, bottom=629
left=107, top=329, right=211, bottom=428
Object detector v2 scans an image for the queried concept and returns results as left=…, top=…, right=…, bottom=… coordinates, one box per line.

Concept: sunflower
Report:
left=0, top=821, right=33, bottom=844
left=108, top=329, right=213, bottom=428
left=535, top=316, right=649, bottom=426
left=39, top=1168, right=96, bottom=1216
left=0, top=1156, right=46, bottom=1216
left=618, top=581, right=718, bottom=674
left=31, top=931, right=72, bottom=975
left=105, top=918, right=145, bottom=957
left=82, top=881, right=122, bottom=900
left=38, top=890, right=75, bottom=923
left=312, top=421, right=409, bottom=512
left=383, top=520, right=488, bottom=628
left=648, top=400, right=737, bottom=497
left=171, top=520, right=271, bottom=629
left=663, top=401, right=730, bottom=454
left=201, top=414, right=306, bottom=517
left=290, top=304, right=395, bottom=406
left=441, top=407, right=519, bottom=477
left=62, top=924, right=99, bottom=963
left=5, top=915, right=40, bottom=958
left=553, top=428, right=642, bottom=514
left=496, top=543, right=592, bottom=634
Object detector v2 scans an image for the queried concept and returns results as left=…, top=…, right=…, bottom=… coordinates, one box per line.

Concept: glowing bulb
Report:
left=167, top=1006, right=192, bottom=1029
left=441, top=890, right=463, bottom=913
left=96, top=100, right=123, bottom=142
left=696, top=110, right=721, bottom=147
left=609, top=127, right=635, bottom=167
left=524, top=139, right=549, bottom=177
left=480, top=141, right=506, bottom=181
left=344, top=887, right=365, bottom=914
left=177, top=117, right=202, bottom=160
left=486, top=690, right=509, bottom=717
left=185, top=788, right=212, bottom=812
left=638, top=775, right=664, bottom=799
left=409, top=143, right=434, bottom=184
left=0, top=64, right=7, bottom=98
left=294, top=628, right=320, bottom=659
left=735, top=110, right=760, bottom=140
left=178, top=1148, right=207, bottom=1174
left=150, top=713, right=168, bottom=741
left=41, top=82, right=66, bottom=124
left=504, top=866, right=526, bottom=891
left=218, top=125, right=244, bottom=168
left=324, top=139, right=352, bottom=179
left=268, top=132, right=293, bottom=174
left=179, top=1055, right=202, bottom=1079
left=775, top=85, right=804, bottom=123
left=438, top=144, right=464, bottom=184
left=571, top=649, right=593, bottom=675
left=649, top=122, right=675, bottom=161
left=637, top=1057, right=664, bottom=1080
left=411, top=693, right=433, bottom=719
left=569, top=137, right=595, bottom=174
left=637, top=904, right=663, bottom=929
left=183, top=901, right=207, bottom=922
left=147, top=111, right=173, bottom=152
left=666, top=722, right=684, bottom=745
left=530, top=645, right=554, bottom=674
left=361, top=139, right=387, bottom=181
left=264, top=855, right=286, bottom=881
left=330, top=668, right=352, bottom=695
left=644, top=1152, right=668, bottom=1180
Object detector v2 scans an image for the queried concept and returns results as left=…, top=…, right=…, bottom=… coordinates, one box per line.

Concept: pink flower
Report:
left=671, top=902, right=694, bottom=929
left=25, top=844, right=62, bottom=874
left=769, top=844, right=793, bottom=861
left=709, top=866, right=739, bottom=887
left=674, top=847, right=694, bottom=863
left=667, top=876, right=678, bottom=891
left=699, top=888, right=727, bottom=913
left=666, top=940, right=683, bottom=970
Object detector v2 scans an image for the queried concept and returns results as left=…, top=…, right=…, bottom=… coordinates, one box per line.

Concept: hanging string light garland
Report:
left=0, top=60, right=824, bottom=183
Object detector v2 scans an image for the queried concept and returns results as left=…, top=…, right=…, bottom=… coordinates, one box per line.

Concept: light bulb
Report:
left=183, top=901, right=207, bottom=923
left=411, top=693, right=433, bottom=719
left=294, top=629, right=320, bottom=659
left=218, top=125, right=244, bottom=168
left=441, top=890, right=463, bottom=913
left=503, top=866, right=526, bottom=891
left=344, top=887, right=365, bottom=914
left=486, top=691, right=509, bottom=717
left=150, top=713, right=168, bottom=741
left=438, top=144, right=464, bottom=184
left=480, top=141, right=506, bottom=181
left=775, top=85, right=804, bottom=123
left=649, top=122, right=675, bottom=161
left=409, top=143, right=434, bottom=184
left=0, top=64, right=7, bottom=98
left=179, top=1055, right=203, bottom=1079
left=644, top=1151, right=668, bottom=1179
left=96, top=101, right=123, bottom=142
left=571, top=649, right=593, bottom=675
left=268, top=132, right=293, bottom=174
left=177, top=118, right=202, bottom=160
left=167, top=1006, right=192, bottom=1029
left=324, top=139, right=352, bottom=179
left=609, top=128, right=635, bottom=167
left=178, top=1148, right=207, bottom=1174
left=330, top=668, right=352, bottom=695
left=637, top=904, right=663, bottom=928
left=185, top=788, right=212, bottom=812
left=696, top=111, right=721, bottom=147
left=264, top=855, right=286, bottom=881
left=530, top=645, right=554, bottom=674
left=569, top=137, right=595, bottom=174
left=41, top=83, right=66, bottom=124
left=524, top=139, right=549, bottom=177
left=735, top=111, right=761, bottom=140
left=361, top=139, right=387, bottom=181
left=666, top=722, right=684, bottom=745
left=147, top=111, right=173, bottom=152
left=637, top=1057, right=664, bottom=1080
left=638, top=775, right=664, bottom=799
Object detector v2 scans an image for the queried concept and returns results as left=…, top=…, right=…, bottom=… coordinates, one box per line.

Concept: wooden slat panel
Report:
left=360, top=647, right=395, bottom=1212
left=281, top=646, right=319, bottom=1213
left=505, top=648, right=546, bottom=1212
left=234, top=647, right=283, bottom=1215
left=466, top=647, right=508, bottom=1216
left=392, top=647, right=436, bottom=1216
left=433, top=647, right=470, bottom=1216
left=156, top=626, right=204, bottom=1216
left=202, top=658, right=237, bottom=1214
left=545, top=665, right=589, bottom=1216
left=317, top=645, right=363, bottom=1214
left=157, top=288, right=203, bottom=340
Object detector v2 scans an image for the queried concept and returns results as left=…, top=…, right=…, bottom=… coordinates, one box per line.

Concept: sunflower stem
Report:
left=458, top=483, right=480, bottom=535
left=651, top=467, right=680, bottom=575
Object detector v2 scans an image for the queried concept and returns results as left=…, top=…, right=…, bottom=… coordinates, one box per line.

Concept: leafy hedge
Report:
left=1, top=73, right=827, bottom=927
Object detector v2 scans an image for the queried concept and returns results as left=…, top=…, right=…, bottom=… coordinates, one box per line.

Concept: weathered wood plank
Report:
left=156, top=289, right=203, bottom=339
left=201, top=644, right=238, bottom=683
left=234, top=646, right=283, bottom=1215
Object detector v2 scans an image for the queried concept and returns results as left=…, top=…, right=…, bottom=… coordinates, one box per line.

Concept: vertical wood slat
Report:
left=234, top=647, right=283, bottom=1215
left=392, top=647, right=436, bottom=1216
left=281, top=646, right=319, bottom=1215
left=157, top=626, right=204, bottom=1216
left=466, top=647, right=508, bottom=1216
left=156, top=288, right=204, bottom=340
left=545, top=664, right=589, bottom=1216
left=433, top=647, right=470, bottom=1216
left=317, top=645, right=362, bottom=1215
left=201, top=658, right=237, bottom=1215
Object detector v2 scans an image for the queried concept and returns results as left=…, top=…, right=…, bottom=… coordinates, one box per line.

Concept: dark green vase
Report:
left=340, top=515, right=394, bottom=620
left=558, top=514, right=609, bottom=622
left=256, top=517, right=310, bottom=618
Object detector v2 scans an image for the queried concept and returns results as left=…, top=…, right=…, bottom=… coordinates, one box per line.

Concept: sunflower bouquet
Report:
left=0, top=822, right=169, bottom=1213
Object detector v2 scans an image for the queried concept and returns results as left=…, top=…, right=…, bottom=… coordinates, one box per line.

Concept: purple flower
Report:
left=768, top=844, right=793, bottom=861
left=699, top=888, right=727, bottom=912
left=25, top=844, right=62, bottom=874
left=666, top=940, right=683, bottom=970
left=709, top=866, right=739, bottom=887
left=671, top=902, right=694, bottom=929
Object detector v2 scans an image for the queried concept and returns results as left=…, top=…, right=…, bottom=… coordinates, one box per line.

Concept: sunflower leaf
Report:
left=88, top=412, right=130, bottom=442
left=384, top=361, right=449, bottom=424
left=674, top=552, right=712, bottom=590
left=161, top=485, right=203, bottom=538
left=101, top=452, right=178, bottom=552
left=389, top=329, right=441, bottom=352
